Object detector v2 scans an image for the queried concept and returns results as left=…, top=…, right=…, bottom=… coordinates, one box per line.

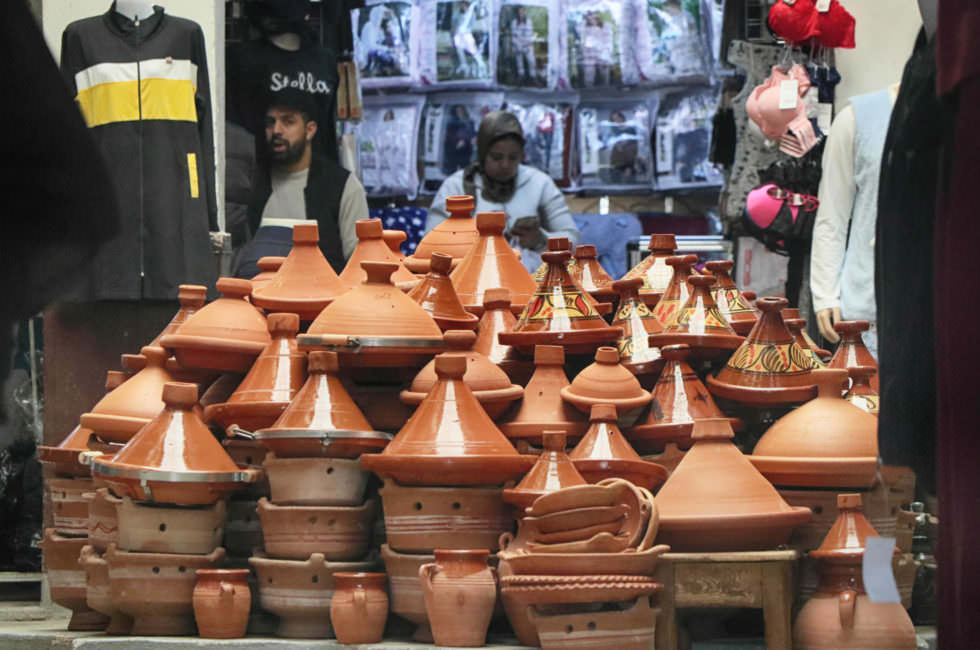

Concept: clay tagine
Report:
left=560, top=347, right=651, bottom=424
left=450, top=211, right=537, bottom=316
left=650, top=274, right=744, bottom=358
left=383, top=229, right=408, bottom=260
left=400, top=330, right=523, bottom=419
left=750, top=368, right=879, bottom=488
left=497, top=345, right=589, bottom=445
left=39, top=423, right=117, bottom=478
left=706, top=296, right=817, bottom=407
left=407, top=252, right=479, bottom=331
left=569, top=404, right=667, bottom=491
left=361, top=354, right=535, bottom=486
left=204, top=313, right=307, bottom=432
left=655, top=418, right=811, bottom=551
left=250, top=256, right=286, bottom=293
left=829, top=320, right=879, bottom=392
left=148, top=284, right=208, bottom=348
left=705, top=260, right=757, bottom=335
left=160, top=277, right=270, bottom=373
left=539, top=236, right=612, bottom=315
left=405, top=195, right=479, bottom=273
left=568, top=245, right=618, bottom=304
left=251, top=223, right=349, bottom=321
left=339, top=218, right=418, bottom=289
left=652, top=254, right=698, bottom=327
left=502, top=431, right=588, bottom=512
left=610, top=277, right=665, bottom=378
left=473, top=288, right=533, bottom=385
left=785, top=317, right=825, bottom=369
left=783, top=307, right=831, bottom=359
left=845, top=366, right=879, bottom=415
left=622, top=233, right=677, bottom=306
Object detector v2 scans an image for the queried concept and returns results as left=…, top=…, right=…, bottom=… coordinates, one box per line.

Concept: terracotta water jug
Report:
left=420, top=549, right=497, bottom=647
left=406, top=195, right=479, bottom=273
left=622, top=233, right=677, bottom=306
left=653, top=254, right=698, bottom=327
left=193, top=569, right=251, bottom=638
left=408, top=252, right=479, bottom=330
left=330, top=572, right=389, bottom=644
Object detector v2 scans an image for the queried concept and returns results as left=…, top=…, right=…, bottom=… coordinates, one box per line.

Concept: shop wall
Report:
left=40, top=0, right=226, bottom=232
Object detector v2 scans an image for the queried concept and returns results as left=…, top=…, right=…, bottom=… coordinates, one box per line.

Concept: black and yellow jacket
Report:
left=60, top=4, right=217, bottom=300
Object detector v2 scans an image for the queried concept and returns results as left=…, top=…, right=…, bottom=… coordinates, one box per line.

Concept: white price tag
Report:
left=862, top=537, right=902, bottom=604
left=817, top=103, right=833, bottom=134
left=778, top=80, right=800, bottom=110
left=816, top=0, right=831, bottom=12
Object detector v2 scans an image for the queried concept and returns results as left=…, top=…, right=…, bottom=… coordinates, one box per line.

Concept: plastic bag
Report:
left=419, top=0, right=496, bottom=87
left=654, top=87, right=725, bottom=190
left=0, top=436, right=42, bottom=572
left=352, top=0, right=421, bottom=88
left=576, top=96, right=655, bottom=190
left=563, top=0, right=629, bottom=89
left=628, top=0, right=709, bottom=85
left=495, top=0, right=561, bottom=89
left=419, top=92, right=504, bottom=194
left=351, top=94, right=425, bottom=198
left=505, top=93, right=577, bottom=187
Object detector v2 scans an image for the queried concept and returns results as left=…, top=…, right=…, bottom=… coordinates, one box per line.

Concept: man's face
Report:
left=265, top=106, right=315, bottom=166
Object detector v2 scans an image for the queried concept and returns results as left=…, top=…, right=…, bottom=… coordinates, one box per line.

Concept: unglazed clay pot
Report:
left=264, top=453, right=370, bottom=506
left=561, top=347, right=651, bottom=424
left=420, top=549, right=497, bottom=647
left=148, top=284, right=208, bottom=348
left=570, top=404, right=667, bottom=490
left=786, top=317, right=825, bottom=368
left=361, top=354, right=534, bottom=486
left=408, top=252, right=479, bottom=331
left=497, top=345, right=589, bottom=445
left=622, top=233, right=677, bottom=306
left=384, top=229, right=408, bottom=260
left=340, top=218, right=418, bottom=289
left=569, top=244, right=618, bottom=304
left=450, top=211, right=537, bottom=315
left=251, top=223, right=349, bottom=320
left=750, top=368, right=879, bottom=488
left=256, top=497, right=376, bottom=561
left=845, top=366, right=879, bottom=415
left=106, top=544, right=225, bottom=635
left=79, top=545, right=133, bottom=635
left=502, top=431, right=587, bottom=512
left=502, top=574, right=661, bottom=607
left=829, top=320, right=879, bottom=392
left=611, top=277, right=665, bottom=378
left=47, top=476, right=92, bottom=537
left=380, top=479, right=513, bottom=552
left=192, top=568, right=251, bottom=638
left=250, top=256, right=286, bottom=293
left=406, top=195, right=479, bottom=273
left=529, top=594, right=660, bottom=650
left=650, top=274, right=744, bottom=358
left=161, top=278, right=270, bottom=373
left=330, top=572, right=389, bottom=644
left=652, top=254, right=698, bottom=327
left=249, top=550, right=377, bottom=638
left=706, top=260, right=758, bottom=335
left=84, top=488, right=120, bottom=552
left=654, top=418, right=811, bottom=551
left=115, top=496, right=226, bottom=554
left=472, top=288, right=533, bottom=385
left=41, top=529, right=109, bottom=631
left=382, top=544, right=436, bottom=641
left=706, top=296, right=817, bottom=406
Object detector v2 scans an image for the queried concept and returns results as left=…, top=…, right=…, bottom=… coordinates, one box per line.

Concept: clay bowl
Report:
left=526, top=519, right=625, bottom=545
left=499, top=543, right=671, bottom=577
left=379, top=480, right=513, bottom=553
left=501, top=573, right=662, bottom=605
left=263, top=453, right=370, bottom=506
left=256, top=497, right=377, bottom=561
left=78, top=546, right=133, bottom=635
left=249, top=550, right=378, bottom=639
left=523, top=504, right=629, bottom=535
left=40, top=529, right=110, bottom=631
left=106, top=544, right=226, bottom=636
left=83, top=488, right=121, bottom=553
left=114, top=496, right=226, bottom=554
left=222, top=499, right=264, bottom=558
left=525, top=531, right=632, bottom=554
left=529, top=594, right=660, bottom=650
left=47, top=476, right=93, bottom=537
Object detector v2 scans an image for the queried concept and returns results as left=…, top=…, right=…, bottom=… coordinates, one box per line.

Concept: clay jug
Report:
left=785, top=317, right=825, bottom=368
left=569, top=404, right=667, bottom=490
left=406, top=195, right=479, bottom=273
left=420, top=549, right=497, bottom=647
left=705, top=260, right=757, bottom=335
left=622, top=233, right=677, bottom=305
left=568, top=245, right=617, bottom=304
left=340, top=218, right=418, bottom=288
left=148, top=284, right=207, bottom=348
left=502, top=431, right=587, bottom=512
left=250, top=256, right=285, bottom=293
left=560, top=347, right=651, bottom=423
left=330, top=572, right=389, bottom=644
left=829, top=320, right=879, bottom=391
left=384, top=229, right=408, bottom=260
left=845, top=366, right=879, bottom=415
left=651, top=274, right=743, bottom=358
left=408, top=252, right=479, bottom=331
left=611, top=277, right=665, bottom=378
left=653, top=254, right=698, bottom=327
left=472, top=288, right=533, bottom=385
left=193, top=569, right=250, bottom=639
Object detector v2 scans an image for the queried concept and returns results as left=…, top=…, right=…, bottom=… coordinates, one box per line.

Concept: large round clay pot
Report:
left=330, top=572, right=389, bottom=644
left=40, top=529, right=109, bottom=631
left=78, top=545, right=132, bottom=635
left=420, top=549, right=497, bottom=647
left=193, top=568, right=251, bottom=639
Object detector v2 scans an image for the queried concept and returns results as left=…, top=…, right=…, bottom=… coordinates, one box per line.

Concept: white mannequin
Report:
left=115, top=0, right=155, bottom=21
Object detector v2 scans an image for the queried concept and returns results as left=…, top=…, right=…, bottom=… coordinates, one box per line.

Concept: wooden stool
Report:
left=654, top=549, right=800, bottom=650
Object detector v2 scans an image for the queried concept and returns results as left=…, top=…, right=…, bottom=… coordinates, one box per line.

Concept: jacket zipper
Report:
left=136, top=17, right=145, bottom=295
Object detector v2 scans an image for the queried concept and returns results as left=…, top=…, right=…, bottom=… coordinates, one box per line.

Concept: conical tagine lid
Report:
left=650, top=274, right=743, bottom=358
left=810, top=493, right=882, bottom=564
left=405, top=195, right=479, bottom=272
left=569, top=245, right=617, bottom=304
left=705, top=260, right=757, bottom=336
left=611, top=277, right=664, bottom=377
left=570, top=404, right=667, bottom=491
left=622, top=233, right=677, bottom=305
left=502, top=431, right=587, bottom=511
left=339, top=219, right=418, bottom=289
left=561, top=347, right=651, bottom=417
left=148, top=284, right=207, bottom=348
left=784, top=317, right=824, bottom=369
left=473, top=288, right=533, bottom=384
left=251, top=223, right=349, bottom=320
left=829, top=320, right=879, bottom=392
left=653, top=255, right=698, bottom=327
left=783, top=308, right=830, bottom=359
left=450, top=212, right=537, bottom=315
left=250, top=256, right=286, bottom=293
left=845, top=366, right=879, bottom=415
left=655, top=418, right=811, bottom=551
left=408, top=252, right=479, bottom=331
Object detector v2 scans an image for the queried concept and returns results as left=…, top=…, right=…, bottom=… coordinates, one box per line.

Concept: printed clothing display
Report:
left=375, top=206, right=429, bottom=255
left=577, top=99, right=654, bottom=190
left=565, top=0, right=626, bottom=88
left=419, top=92, right=504, bottom=194
left=352, top=1, right=420, bottom=87
left=505, top=94, right=576, bottom=186
left=655, top=88, right=725, bottom=190
left=629, top=0, right=708, bottom=84
left=496, top=0, right=560, bottom=89
left=60, top=5, right=217, bottom=300
left=420, top=0, right=495, bottom=86
left=352, top=95, right=425, bottom=197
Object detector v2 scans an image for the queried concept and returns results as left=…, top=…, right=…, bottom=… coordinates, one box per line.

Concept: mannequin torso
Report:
left=114, top=0, right=155, bottom=21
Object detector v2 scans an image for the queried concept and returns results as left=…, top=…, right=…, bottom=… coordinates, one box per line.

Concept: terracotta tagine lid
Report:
left=569, top=245, right=618, bottom=304
left=653, top=255, right=698, bottom=327
left=810, top=493, right=893, bottom=567
left=622, top=234, right=677, bottom=306
left=498, top=249, right=622, bottom=355
left=610, top=277, right=665, bottom=378
left=38, top=424, right=119, bottom=478
left=160, top=278, right=270, bottom=373
left=450, top=212, right=537, bottom=316
left=497, top=345, right=589, bottom=444
left=627, top=344, right=741, bottom=453
left=204, top=313, right=308, bottom=432
left=542, top=237, right=612, bottom=315
left=650, top=274, right=743, bottom=358
left=251, top=223, right=350, bottom=320
left=750, top=368, right=879, bottom=488
left=81, top=346, right=174, bottom=444
left=845, top=366, right=879, bottom=415
left=829, top=320, right=879, bottom=392
left=705, top=260, right=757, bottom=336
left=473, top=288, right=533, bottom=385
left=784, top=317, right=824, bottom=369
left=408, top=252, right=479, bottom=331
left=569, top=404, right=667, bottom=491
left=502, top=431, right=588, bottom=511
left=92, top=382, right=258, bottom=505
left=360, top=354, right=535, bottom=486
left=251, top=256, right=286, bottom=293
left=782, top=308, right=831, bottom=360
left=339, top=219, right=418, bottom=289
left=655, top=418, right=812, bottom=551
left=560, top=347, right=651, bottom=418
left=405, top=195, right=479, bottom=273
left=706, top=296, right=817, bottom=406
left=148, top=284, right=207, bottom=348
left=384, top=229, right=408, bottom=260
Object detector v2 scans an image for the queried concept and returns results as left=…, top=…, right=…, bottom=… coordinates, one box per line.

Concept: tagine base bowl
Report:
left=361, top=454, right=535, bottom=487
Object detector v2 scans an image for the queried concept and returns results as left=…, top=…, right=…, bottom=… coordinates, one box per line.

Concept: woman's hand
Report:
left=509, top=218, right=545, bottom=249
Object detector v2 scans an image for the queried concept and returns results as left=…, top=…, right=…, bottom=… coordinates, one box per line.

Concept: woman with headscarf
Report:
left=425, top=110, right=580, bottom=272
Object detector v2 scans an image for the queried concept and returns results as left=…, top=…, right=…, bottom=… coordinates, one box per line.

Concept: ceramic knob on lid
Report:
left=434, top=353, right=467, bottom=379
left=162, top=381, right=200, bottom=409
left=105, top=371, right=128, bottom=392
left=257, top=256, right=285, bottom=273
left=482, top=287, right=510, bottom=311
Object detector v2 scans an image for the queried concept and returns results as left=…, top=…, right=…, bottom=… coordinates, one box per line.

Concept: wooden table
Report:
left=653, top=549, right=800, bottom=650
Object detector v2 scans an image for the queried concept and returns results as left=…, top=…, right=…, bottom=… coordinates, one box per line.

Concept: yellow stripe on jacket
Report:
left=74, top=58, right=198, bottom=127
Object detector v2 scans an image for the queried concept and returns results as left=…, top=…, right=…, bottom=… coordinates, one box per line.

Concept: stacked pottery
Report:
left=405, top=195, right=479, bottom=273
left=652, top=254, right=698, bottom=327
left=705, top=260, right=757, bottom=335
left=527, top=237, right=613, bottom=315
left=650, top=274, right=744, bottom=359
left=621, top=233, right=678, bottom=306
left=420, top=549, right=499, bottom=647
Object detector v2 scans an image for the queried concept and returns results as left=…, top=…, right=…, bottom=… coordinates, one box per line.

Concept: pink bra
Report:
left=746, top=64, right=811, bottom=140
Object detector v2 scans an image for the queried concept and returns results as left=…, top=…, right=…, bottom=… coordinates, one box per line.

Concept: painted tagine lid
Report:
left=705, top=260, right=757, bottom=336
left=497, top=345, right=589, bottom=444
left=405, top=195, right=479, bottom=273
left=784, top=317, right=825, bottom=369
left=628, top=344, right=741, bottom=453
left=339, top=219, right=418, bottom=289
left=204, top=313, right=308, bottom=433
left=160, top=277, right=270, bottom=373
left=611, top=278, right=665, bottom=378
left=560, top=347, right=651, bottom=418
left=706, top=296, right=817, bottom=406
left=360, top=354, right=535, bottom=486
left=254, top=351, right=389, bottom=459
left=251, top=223, right=350, bottom=321
left=829, top=320, right=879, bottom=392
left=569, top=404, right=667, bottom=491
left=650, top=274, right=743, bottom=358
left=502, top=431, right=587, bottom=511
left=147, top=284, right=207, bottom=348
left=845, top=366, right=879, bottom=415
left=655, top=418, right=812, bottom=551
left=408, top=252, right=479, bottom=331
left=652, top=255, right=698, bottom=327
left=783, top=308, right=831, bottom=359
left=251, top=256, right=286, bottom=293
left=473, top=288, right=533, bottom=385
left=568, top=245, right=618, bottom=304
left=92, top=382, right=259, bottom=505
left=750, top=368, right=879, bottom=489
left=543, top=237, right=612, bottom=315
left=622, top=233, right=677, bottom=305
left=383, top=229, right=408, bottom=260
left=450, top=212, right=537, bottom=316
left=400, top=330, right=523, bottom=419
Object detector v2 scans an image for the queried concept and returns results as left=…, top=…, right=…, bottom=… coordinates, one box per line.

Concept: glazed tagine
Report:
left=845, top=366, right=879, bottom=414
left=652, top=254, right=698, bottom=327
left=147, top=284, right=208, bottom=348
left=569, top=404, right=668, bottom=490
left=339, top=218, right=418, bottom=288
left=405, top=194, right=479, bottom=273
left=568, top=245, right=617, bottom=304
left=407, top=252, right=479, bottom=331
left=783, top=307, right=831, bottom=359
left=560, top=347, right=651, bottom=423
left=649, top=274, right=744, bottom=358
left=705, top=260, right=757, bottom=335
left=785, top=316, right=826, bottom=368
left=472, top=288, right=533, bottom=384
left=622, top=233, right=678, bottom=306
left=502, top=431, right=587, bottom=512
left=610, top=277, right=665, bottom=378
left=829, top=320, right=880, bottom=391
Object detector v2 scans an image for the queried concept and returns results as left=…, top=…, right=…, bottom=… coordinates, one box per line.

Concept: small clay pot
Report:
left=264, top=453, right=370, bottom=506
left=420, top=549, right=497, bottom=647
left=330, top=572, right=389, bottom=644
left=653, top=254, right=698, bottom=327
left=256, top=497, right=377, bottom=561
left=560, top=347, right=651, bottom=425
left=611, top=277, right=665, bottom=378
left=114, top=496, right=227, bottom=554
left=193, top=569, right=251, bottom=639
left=78, top=546, right=132, bottom=635
left=569, top=404, right=667, bottom=491
left=650, top=274, right=744, bottom=358
left=84, top=488, right=121, bottom=553
left=41, top=529, right=110, bottom=631
left=47, top=476, right=92, bottom=537
left=382, top=544, right=436, bottom=641
left=829, top=320, right=879, bottom=391
left=706, top=259, right=757, bottom=335
left=340, top=218, right=419, bottom=288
